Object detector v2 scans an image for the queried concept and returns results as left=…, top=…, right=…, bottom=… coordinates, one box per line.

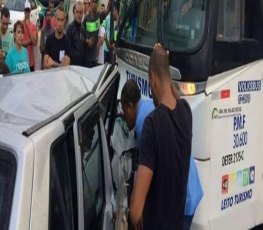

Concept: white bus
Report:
left=116, top=0, right=263, bottom=229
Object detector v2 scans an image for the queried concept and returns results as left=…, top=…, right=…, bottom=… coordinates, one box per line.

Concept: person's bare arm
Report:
left=44, top=54, right=70, bottom=68
left=0, top=49, right=4, bottom=62
left=44, top=54, right=58, bottom=69
left=105, top=0, right=112, bottom=15
left=44, top=54, right=51, bottom=69
left=28, top=25, right=38, bottom=46
left=23, top=20, right=38, bottom=46
left=130, top=165, right=153, bottom=229
left=97, top=37, right=103, bottom=59
left=153, top=43, right=179, bottom=99
left=44, top=54, right=59, bottom=68
left=105, top=33, right=114, bottom=50
left=39, top=30, right=45, bottom=53
left=61, top=55, right=70, bottom=66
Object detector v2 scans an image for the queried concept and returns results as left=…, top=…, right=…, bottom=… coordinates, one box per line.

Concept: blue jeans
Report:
left=184, top=215, right=194, bottom=230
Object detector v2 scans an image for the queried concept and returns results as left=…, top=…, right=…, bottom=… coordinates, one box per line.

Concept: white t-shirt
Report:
left=98, top=26, right=105, bottom=64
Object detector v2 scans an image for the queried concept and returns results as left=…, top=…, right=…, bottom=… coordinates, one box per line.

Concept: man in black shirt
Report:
left=82, top=0, right=111, bottom=68
left=44, top=6, right=70, bottom=69
left=130, top=46, right=192, bottom=230
left=66, top=2, right=86, bottom=66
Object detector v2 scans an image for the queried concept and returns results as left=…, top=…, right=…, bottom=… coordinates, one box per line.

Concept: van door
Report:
left=96, top=64, right=137, bottom=230
left=48, top=124, right=78, bottom=230
left=73, top=95, right=115, bottom=230
left=29, top=119, right=78, bottom=230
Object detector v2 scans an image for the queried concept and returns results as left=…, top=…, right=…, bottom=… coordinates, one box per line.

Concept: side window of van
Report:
left=49, top=128, right=77, bottom=230
left=98, top=73, right=120, bottom=160
left=78, top=111, right=104, bottom=229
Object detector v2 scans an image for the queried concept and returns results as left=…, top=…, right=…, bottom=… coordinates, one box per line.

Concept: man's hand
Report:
left=111, top=42, right=115, bottom=50
left=134, top=218, right=143, bottom=230
left=87, top=37, right=95, bottom=48
left=130, top=165, right=153, bottom=230
left=153, top=43, right=179, bottom=99
left=47, top=56, right=55, bottom=67
left=181, top=0, right=192, bottom=16
left=25, top=19, right=30, bottom=28
left=61, top=55, right=70, bottom=66
left=153, top=43, right=169, bottom=56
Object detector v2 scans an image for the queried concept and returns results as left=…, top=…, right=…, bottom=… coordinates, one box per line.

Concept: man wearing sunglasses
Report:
left=82, top=0, right=112, bottom=68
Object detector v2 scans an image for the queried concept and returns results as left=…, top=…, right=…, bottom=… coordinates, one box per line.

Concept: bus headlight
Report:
left=172, top=81, right=206, bottom=96
left=179, top=82, right=197, bottom=95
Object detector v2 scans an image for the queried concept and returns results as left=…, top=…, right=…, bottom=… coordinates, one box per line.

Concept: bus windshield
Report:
left=121, top=0, right=158, bottom=47
left=163, top=0, right=207, bottom=51
left=120, top=0, right=207, bottom=51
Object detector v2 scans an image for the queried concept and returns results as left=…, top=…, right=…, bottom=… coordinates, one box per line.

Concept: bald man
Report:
left=130, top=46, right=192, bottom=230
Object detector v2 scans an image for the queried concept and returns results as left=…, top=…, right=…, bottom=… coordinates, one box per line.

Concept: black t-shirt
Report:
left=82, top=11, right=106, bottom=62
left=44, top=32, right=70, bottom=64
left=139, top=99, right=192, bottom=230
left=66, top=20, right=86, bottom=66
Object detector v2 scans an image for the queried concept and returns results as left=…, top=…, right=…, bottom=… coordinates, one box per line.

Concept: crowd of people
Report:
left=0, top=0, right=119, bottom=75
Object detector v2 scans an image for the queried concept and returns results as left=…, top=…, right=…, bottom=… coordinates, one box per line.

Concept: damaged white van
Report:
left=0, top=65, right=136, bottom=230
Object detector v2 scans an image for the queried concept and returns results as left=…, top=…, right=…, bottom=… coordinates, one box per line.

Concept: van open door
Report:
left=96, top=64, right=138, bottom=229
